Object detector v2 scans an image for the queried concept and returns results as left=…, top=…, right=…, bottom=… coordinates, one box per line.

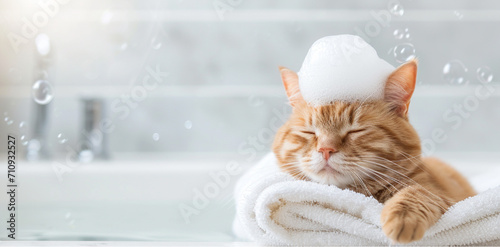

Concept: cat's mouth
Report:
left=319, top=164, right=341, bottom=175
left=308, top=162, right=354, bottom=187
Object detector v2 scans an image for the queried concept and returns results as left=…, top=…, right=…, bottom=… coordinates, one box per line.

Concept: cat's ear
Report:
left=279, top=66, right=304, bottom=106
left=384, top=59, right=418, bottom=116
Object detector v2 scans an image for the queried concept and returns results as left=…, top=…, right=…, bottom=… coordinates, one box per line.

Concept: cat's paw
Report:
left=381, top=207, right=427, bottom=243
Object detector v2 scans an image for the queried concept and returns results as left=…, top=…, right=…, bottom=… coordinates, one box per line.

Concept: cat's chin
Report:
left=319, top=165, right=341, bottom=175
left=308, top=171, right=353, bottom=188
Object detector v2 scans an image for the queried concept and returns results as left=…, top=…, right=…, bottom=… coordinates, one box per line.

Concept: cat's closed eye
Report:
left=347, top=128, right=366, bottom=135
left=342, top=128, right=367, bottom=142
left=301, top=130, right=316, bottom=135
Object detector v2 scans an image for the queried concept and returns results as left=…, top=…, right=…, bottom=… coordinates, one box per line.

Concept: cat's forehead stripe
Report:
left=310, top=102, right=360, bottom=128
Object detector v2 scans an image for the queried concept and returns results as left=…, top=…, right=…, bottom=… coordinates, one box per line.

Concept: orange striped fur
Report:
left=273, top=61, right=476, bottom=243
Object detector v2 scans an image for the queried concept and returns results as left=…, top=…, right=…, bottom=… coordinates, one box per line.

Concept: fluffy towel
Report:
left=233, top=153, right=500, bottom=245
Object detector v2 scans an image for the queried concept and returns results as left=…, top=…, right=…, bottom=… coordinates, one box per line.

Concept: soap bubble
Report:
left=119, top=43, right=128, bottom=51
left=151, top=37, right=162, bottom=50
left=393, top=43, right=415, bottom=63
left=300, top=35, right=394, bottom=105
left=152, top=133, right=160, bottom=141
left=248, top=95, right=263, bottom=107
left=443, top=60, right=469, bottom=85
left=64, top=212, right=76, bottom=227
left=32, top=80, right=54, bottom=105
left=477, top=66, right=493, bottom=83
left=78, top=150, right=94, bottom=163
left=28, top=139, right=41, bottom=151
left=21, top=135, right=29, bottom=146
left=389, top=3, right=404, bottom=16
left=387, top=47, right=394, bottom=55
left=184, top=120, right=193, bottom=130
left=101, top=10, right=113, bottom=24
left=4, top=117, right=13, bottom=125
left=35, top=33, right=50, bottom=56
left=57, top=133, right=68, bottom=144
left=152, top=42, right=162, bottom=50
left=392, top=28, right=411, bottom=39
left=393, top=28, right=410, bottom=40
left=393, top=29, right=404, bottom=39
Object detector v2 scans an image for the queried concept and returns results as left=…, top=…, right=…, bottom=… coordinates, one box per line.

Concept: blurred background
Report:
left=0, top=0, right=499, bottom=242
left=1, top=0, right=500, bottom=156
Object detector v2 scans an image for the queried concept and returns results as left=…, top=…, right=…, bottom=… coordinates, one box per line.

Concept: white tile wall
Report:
left=1, top=0, right=499, bottom=155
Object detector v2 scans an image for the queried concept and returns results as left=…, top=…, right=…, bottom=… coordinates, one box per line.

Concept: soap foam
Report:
left=298, top=35, right=395, bottom=106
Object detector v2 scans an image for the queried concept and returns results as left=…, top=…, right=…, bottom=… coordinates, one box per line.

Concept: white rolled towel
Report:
left=233, top=153, right=500, bottom=245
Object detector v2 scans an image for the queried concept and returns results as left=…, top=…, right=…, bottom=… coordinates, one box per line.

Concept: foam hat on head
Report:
left=298, top=35, right=395, bottom=106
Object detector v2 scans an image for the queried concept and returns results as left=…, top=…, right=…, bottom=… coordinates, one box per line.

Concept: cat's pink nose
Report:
left=318, top=147, right=337, bottom=160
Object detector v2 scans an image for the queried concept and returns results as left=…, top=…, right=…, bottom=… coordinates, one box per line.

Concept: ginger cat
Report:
left=272, top=60, right=476, bottom=243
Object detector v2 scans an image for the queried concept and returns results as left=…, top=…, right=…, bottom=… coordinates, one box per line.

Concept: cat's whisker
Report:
left=361, top=160, right=412, bottom=178
left=355, top=163, right=407, bottom=188
left=347, top=172, right=359, bottom=189
left=351, top=172, right=374, bottom=198
left=395, top=151, right=422, bottom=161
left=355, top=166, right=401, bottom=194
left=356, top=155, right=411, bottom=172
left=359, top=160, right=451, bottom=211
left=397, top=151, right=435, bottom=176
left=286, top=169, right=304, bottom=177
left=355, top=165, right=451, bottom=212
left=286, top=155, right=454, bottom=210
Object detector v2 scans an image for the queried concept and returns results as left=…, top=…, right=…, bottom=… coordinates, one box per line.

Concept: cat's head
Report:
left=272, top=60, right=421, bottom=188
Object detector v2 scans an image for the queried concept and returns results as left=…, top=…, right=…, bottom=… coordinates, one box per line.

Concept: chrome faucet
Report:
left=78, top=98, right=109, bottom=161
left=26, top=33, right=52, bottom=161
